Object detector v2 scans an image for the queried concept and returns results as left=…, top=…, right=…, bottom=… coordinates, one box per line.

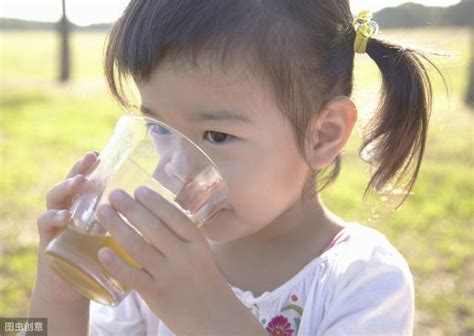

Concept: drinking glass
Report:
left=45, top=115, right=229, bottom=306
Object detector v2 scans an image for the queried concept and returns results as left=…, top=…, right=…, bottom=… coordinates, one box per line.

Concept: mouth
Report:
left=206, top=207, right=229, bottom=222
left=206, top=210, right=220, bottom=222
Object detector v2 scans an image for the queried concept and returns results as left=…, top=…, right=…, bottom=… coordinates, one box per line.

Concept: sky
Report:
left=0, top=0, right=462, bottom=27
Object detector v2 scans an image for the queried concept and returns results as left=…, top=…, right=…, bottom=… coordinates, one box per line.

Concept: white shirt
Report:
left=89, top=223, right=414, bottom=335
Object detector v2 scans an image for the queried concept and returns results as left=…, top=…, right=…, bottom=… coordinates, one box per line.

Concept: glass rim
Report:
left=118, top=114, right=230, bottom=200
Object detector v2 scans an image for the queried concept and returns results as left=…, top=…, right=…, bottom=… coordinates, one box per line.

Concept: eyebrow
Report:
left=140, top=106, right=252, bottom=124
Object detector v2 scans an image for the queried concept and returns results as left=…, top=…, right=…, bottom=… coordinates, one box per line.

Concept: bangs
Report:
left=104, top=0, right=299, bottom=109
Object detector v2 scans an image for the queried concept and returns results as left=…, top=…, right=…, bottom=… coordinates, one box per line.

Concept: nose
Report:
left=152, top=137, right=199, bottom=193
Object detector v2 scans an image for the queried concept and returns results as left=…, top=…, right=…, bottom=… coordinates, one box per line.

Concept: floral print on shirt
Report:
left=262, top=294, right=304, bottom=336
left=265, top=315, right=294, bottom=335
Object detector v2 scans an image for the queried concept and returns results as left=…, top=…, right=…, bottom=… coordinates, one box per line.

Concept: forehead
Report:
left=137, top=58, right=297, bottom=145
left=137, top=58, right=278, bottom=119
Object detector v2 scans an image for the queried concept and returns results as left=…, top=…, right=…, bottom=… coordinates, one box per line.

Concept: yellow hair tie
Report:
left=352, top=10, right=379, bottom=54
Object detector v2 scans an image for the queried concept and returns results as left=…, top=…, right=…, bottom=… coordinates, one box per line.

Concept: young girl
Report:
left=30, top=1, right=440, bottom=335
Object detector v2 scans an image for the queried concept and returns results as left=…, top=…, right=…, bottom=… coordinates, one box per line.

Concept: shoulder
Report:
left=316, top=223, right=414, bottom=335
left=329, top=222, right=412, bottom=274
left=327, top=222, right=414, bottom=298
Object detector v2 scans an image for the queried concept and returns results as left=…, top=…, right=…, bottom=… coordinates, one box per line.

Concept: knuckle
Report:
left=61, top=178, right=72, bottom=190
left=36, top=210, right=54, bottom=228
left=166, top=210, right=185, bottom=231
left=133, top=273, right=152, bottom=294
left=130, top=240, right=147, bottom=258
left=45, top=179, right=76, bottom=208
left=67, top=175, right=84, bottom=190
left=36, top=213, right=47, bottom=228
left=37, top=210, right=69, bottom=230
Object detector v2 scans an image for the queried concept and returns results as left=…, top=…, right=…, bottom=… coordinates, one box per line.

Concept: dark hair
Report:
left=104, top=0, right=443, bottom=208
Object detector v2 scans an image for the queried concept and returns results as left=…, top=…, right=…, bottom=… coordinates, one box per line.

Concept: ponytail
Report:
left=361, top=38, right=444, bottom=207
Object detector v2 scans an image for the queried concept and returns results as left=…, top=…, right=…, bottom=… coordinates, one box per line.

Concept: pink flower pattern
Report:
left=265, top=315, right=294, bottom=336
left=262, top=294, right=303, bottom=335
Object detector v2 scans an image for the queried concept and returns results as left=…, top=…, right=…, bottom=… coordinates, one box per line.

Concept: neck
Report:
left=210, top=194, right=343, bottom=259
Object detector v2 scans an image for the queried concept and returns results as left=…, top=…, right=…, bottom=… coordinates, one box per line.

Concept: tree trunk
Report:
left=59, top=0, right=70, bottom=82
left=465, top=20, right=473, bottom=107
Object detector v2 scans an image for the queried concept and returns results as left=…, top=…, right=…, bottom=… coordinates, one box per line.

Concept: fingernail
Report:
left=97, top=204, right=113, bottom=218
left=110, top=189, right=126, bottom=203
left=86, top=151, right=100, bottom=160
left=135, top=186, right=149, bottom=199
left=83, top=150, right=98, bottom=160
left=85, top=152, right=96, bottom=160
left=98, top=247, right=113, bottom=263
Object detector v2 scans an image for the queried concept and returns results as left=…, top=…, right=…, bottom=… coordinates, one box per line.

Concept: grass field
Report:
left=1, top=28, right=473, bottom=335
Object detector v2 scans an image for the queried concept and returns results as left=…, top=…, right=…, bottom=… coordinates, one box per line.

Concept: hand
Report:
left=33, top=150, right=99, bottom=304
left=95, top=186, right=244, bottom=334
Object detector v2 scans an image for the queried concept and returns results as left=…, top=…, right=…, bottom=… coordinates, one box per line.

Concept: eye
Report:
left=204, top=131, right=233, bottom=144
left=147, top=123, right=172, bottom=136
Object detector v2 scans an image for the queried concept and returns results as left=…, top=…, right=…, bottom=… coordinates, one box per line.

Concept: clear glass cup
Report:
left=44, top=115, right=229, bottom=307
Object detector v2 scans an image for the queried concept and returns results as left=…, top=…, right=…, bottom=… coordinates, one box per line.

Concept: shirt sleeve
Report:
left=317, top=258, right=415, bottom=336
left=89, top=291, right=147, bottom=336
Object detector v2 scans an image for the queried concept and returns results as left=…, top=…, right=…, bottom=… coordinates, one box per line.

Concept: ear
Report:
left=304, top=96, right=357, bottom=170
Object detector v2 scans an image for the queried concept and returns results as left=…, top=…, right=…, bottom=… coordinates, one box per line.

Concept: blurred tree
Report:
left=466, top=24, right=473, bottom=107
left=59, top=0, right=70, bottom=82
left=373, top=0, right=472, bottom=28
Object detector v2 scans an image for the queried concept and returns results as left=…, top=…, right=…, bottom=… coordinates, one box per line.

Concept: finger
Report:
left=108, top=189, right=183, bottom=255
left=96, top=203, right=164, bottom=271
left=134, top=186, right=200, bottom=242
left=46, top=174, right=86, bottom=210
left=37, top=209, right=71, bottom=230
left=37, top=209, right=71, bottom=242
left=98, top=247, right=154, bottom=294
left=66, top=151, right=100, bottom=179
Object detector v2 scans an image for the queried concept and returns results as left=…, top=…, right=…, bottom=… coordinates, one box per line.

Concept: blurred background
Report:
left=0, top=0, right=472, bottom=335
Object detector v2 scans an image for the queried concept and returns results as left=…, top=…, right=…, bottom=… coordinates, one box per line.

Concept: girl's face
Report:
left=138, top=59, right=311, bottom=242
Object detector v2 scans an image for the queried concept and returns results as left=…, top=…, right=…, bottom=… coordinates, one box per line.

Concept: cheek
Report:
left=201, top=149, right=309, bottom=241
left=221, top=149, right=308, bottom=222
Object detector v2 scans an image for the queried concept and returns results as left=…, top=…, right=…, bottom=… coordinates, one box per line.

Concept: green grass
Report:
left=1, top=29, right=473, bottom=335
